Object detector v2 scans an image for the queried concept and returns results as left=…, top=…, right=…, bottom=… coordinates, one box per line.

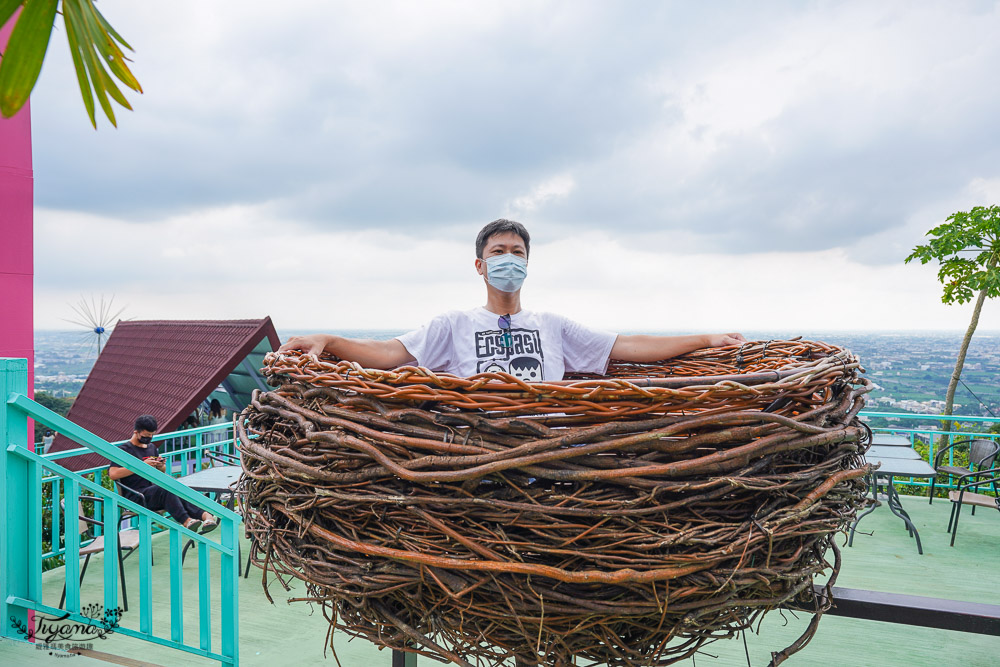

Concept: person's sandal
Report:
left=185, top=519, right=202, bottom=533
left=200, top=519, right=219, bottom=535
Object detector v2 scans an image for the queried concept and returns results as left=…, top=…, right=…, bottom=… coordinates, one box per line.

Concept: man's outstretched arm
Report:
left=610, top=333, right=746, bottom=362
left=278, top=334, right=416, bottom=370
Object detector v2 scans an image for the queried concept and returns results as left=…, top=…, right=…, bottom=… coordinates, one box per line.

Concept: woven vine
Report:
left=237, top=339, right=872, bottom=666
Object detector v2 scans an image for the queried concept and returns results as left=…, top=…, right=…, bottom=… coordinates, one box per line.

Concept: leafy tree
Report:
left=906, top=205, right=1000, bottom=437
left=0, top=0, right=140, bottom=127
left=32, top=390, right=73, bottom=442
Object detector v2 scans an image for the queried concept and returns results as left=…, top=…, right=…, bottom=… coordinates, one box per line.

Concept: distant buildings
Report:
left=33, top=329, right=1000, bottom=417
left=867, top=396, right=956, bottom=414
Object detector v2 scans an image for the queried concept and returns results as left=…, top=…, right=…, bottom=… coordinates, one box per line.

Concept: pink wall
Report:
left=0, top=14, right=35, bottom=417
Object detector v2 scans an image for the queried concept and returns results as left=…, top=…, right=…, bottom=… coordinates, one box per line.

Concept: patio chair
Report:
left=59, top=496, right=141, bottom=612
left=929, top=438, right=1000, bottom=503
left=205, top=449, right=240, bottom=467
left=946, top=467, right=1000, bottom=546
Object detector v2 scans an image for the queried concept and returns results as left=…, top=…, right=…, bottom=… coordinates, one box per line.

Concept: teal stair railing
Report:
left=42, top=421, right=240, bottom=568
left=1, top=358, right=240, bottom=666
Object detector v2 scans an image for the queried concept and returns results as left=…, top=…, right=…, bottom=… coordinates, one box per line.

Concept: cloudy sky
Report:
left=27, top=0, right=1000, bottom=334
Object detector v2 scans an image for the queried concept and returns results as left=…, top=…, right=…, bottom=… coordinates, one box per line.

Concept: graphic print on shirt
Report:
left=509, top=356, right=543, bottom=381
left=475, top=327, right=544, bottom=376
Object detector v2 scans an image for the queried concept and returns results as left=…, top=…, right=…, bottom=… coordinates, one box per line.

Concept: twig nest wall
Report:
left=236, top=340, right=872, bottom=666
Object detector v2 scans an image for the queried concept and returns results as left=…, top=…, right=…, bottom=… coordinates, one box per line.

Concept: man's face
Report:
left=134, top=429, right=155, bottom=444
left=476, top=231, right=527, bottom=279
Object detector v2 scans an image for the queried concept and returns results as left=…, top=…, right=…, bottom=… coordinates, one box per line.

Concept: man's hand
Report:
left=277, top=333, right=415, bottom=370
left=611, top=332, right=749, bottom=363
left=278, top=334, right=333, bottom=356
left=144, top=457, right=166, bottom=472
left=707, top=332, right=747, bottom=347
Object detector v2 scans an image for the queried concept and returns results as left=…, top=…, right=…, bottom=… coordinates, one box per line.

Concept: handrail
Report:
left=1, top=358, right=240, bottom=666
left=863, top=427, right=999, bottom=439
left=39, top=422, right=237, bottom=564
left=46, top=421, right=234, bottom=462
left=859, top=410, right=1000, bottom=424
left=857, top=410, right=999, bottom=493
left=9, top=394, right=239, bottom=522
left=801, top=586, right=1000, bottom=636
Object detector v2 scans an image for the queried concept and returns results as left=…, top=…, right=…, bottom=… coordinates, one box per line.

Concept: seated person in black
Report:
left=110, top=414, right=217, bottom=534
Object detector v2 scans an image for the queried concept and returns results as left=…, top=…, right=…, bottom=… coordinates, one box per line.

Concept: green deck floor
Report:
left=2, top=495, right=998, bottom=666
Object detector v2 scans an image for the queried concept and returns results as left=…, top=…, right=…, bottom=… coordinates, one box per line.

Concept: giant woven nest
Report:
left=236, top=339, right=873, bottom=666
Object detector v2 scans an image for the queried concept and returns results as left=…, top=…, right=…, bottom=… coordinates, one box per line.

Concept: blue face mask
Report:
left=484, top=254, right=528, bottom=292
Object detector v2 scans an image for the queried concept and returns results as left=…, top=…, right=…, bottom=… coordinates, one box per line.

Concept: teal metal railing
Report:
left=41, top=422, right=239, bottom=567
left=1, top=358, right=240, bottom=666
left=859, top=410, right=1000, bottom=491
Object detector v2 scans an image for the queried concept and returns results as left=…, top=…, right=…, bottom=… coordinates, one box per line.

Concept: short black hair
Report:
left=476, top=219, right=531, bottom=259
left=134, top=414, right=158, bottom=432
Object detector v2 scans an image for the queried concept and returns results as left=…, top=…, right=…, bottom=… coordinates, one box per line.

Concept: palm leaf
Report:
left=0, top=0, right=59, bottom=117
left=71, top=3, right=131, bottom=109
left=90, top=0, right=132, bottom=52
left=86, top=0, right=140, bottom=92
left=1, top=0, right=141, bottom=126
left=62, top=0, right=139, bottom=127
left=62, top=3, right=96, bottom=126
left=0, top=0, right=24, bottom=31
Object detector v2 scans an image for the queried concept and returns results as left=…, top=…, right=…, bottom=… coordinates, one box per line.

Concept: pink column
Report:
left=0, top=14, right=35, bottom=437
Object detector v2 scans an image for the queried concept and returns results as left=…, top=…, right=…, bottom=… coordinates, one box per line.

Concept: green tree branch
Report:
left=906, top=205, right=1000, bottom=438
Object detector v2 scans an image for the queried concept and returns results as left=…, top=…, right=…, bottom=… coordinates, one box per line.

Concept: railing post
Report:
left=1, top=358, right=31, bottom=640
left=220, top=517, right=240, bottom=665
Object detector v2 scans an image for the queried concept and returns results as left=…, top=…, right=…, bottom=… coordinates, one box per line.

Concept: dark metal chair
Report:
left=946, top=467, right=1000, bottom=546
left=929, top=438, right=1000, bottom=503
left=59, top=496, right=141, bottom=611
left=206, top=450, right=240, bottom=467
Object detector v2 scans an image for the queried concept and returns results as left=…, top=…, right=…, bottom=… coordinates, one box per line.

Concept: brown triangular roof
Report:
left=49, top=318, right=279, bottom=470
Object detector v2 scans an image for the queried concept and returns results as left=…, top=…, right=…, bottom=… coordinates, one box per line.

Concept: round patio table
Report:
left=175, top=465, right=242, bottom=505
left=175, top=465, right=243, bottom=564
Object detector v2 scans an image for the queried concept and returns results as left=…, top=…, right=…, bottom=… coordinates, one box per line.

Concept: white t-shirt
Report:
left=396, top=307, right=617, bottom=381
